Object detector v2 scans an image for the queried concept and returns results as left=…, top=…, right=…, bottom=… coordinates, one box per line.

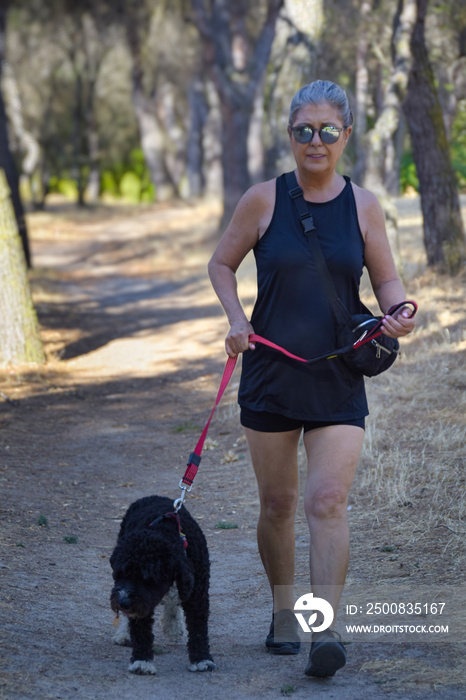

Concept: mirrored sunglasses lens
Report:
left=293, top=127, right=313, bottom=143
left=320, top=128, right=340, bottom=144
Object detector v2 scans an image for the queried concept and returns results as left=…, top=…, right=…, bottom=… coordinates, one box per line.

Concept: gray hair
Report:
left=289, top=80, right=353, bottom=128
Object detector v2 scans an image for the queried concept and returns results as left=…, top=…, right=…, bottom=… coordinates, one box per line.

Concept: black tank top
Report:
left=238, top=172, right=369, bottom=421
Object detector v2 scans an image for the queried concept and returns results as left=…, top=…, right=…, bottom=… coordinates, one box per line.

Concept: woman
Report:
left=208, top=80, right=416, bottom=677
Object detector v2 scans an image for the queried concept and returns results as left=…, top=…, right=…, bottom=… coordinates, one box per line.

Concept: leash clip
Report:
left=174, top=484, right=189, bottom=512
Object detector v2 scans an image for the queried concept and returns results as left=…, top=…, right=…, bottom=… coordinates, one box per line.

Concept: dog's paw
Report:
left=129, top=660, right=157, bottom=675
left=188, top=659, right=217, bottom=672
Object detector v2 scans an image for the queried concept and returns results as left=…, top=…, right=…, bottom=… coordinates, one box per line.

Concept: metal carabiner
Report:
left=173, top=487, right=188, bottom=512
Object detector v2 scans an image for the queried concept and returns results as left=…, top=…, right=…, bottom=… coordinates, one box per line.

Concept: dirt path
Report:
left=0, top=199, right=465, bottom=699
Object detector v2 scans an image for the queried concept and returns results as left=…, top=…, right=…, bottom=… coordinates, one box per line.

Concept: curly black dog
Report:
left=110, top=495, right=215, bottom=675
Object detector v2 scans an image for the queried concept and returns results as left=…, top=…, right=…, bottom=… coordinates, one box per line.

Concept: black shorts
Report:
left=240, top=406, right=365, bottom=433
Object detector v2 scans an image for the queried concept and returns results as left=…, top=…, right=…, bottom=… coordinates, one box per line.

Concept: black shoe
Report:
left=266, top=609, right=301, bottom=655
left=304, top=630, right=346, bottom=677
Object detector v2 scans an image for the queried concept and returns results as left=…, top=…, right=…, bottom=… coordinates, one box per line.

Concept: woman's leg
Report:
left=303, top=424, right=364, bottom=619
left=244, top=427, right=301, bottom=613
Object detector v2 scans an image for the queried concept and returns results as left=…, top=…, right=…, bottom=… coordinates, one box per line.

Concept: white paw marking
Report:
left=129, top=660, right=157, bottom=675
left=188, top=659, right=217, bottom=672
left=113, top=616, right=130, bottom=646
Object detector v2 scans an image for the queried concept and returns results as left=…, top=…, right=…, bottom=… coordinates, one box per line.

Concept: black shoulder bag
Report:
left=285, top=171, right=417, bottom=377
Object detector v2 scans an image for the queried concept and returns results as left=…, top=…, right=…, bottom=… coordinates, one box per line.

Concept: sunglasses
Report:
left=290, top=124, right=344, bottom=145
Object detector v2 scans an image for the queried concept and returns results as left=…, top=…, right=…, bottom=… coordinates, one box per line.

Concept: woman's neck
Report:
left=295, top=170, right=345, bottom=203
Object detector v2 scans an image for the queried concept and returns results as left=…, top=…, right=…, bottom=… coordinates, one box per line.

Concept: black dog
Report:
left=110, top=495, right=215, bottom=675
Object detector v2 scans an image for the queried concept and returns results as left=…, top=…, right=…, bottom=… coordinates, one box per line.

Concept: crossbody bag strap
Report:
left=285, top=170, right=340, bottom=306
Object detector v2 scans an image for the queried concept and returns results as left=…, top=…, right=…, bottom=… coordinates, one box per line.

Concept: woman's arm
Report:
left=208, top=180, right=275, bottom=357
left=352, top=184, right=416, bottom=339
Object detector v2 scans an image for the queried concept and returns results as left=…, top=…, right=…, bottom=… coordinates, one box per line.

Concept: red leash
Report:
left=176, top=335, right=310, bottom=506
left=174, top=300, right=417, bottom=509
left=252, top=301, right=417, bottom=364
left=174, top=355, right=237, bottom=509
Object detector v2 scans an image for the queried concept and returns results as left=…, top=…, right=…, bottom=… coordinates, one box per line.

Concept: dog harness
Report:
left=148, top=511, right=188, bottom=549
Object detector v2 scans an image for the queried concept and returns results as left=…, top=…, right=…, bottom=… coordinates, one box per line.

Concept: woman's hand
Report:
left=225, top=320, right=256, bottom=358
left=381, top=305, right=416, bottom=339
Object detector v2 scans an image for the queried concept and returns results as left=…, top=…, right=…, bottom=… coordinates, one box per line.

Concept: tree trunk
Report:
left=363, top=0, right=417, bottom=193
left=403, top=0, right=465, bottom=274
left=248, top=80, right=266, bottom=185
left=202, top=81, right=223, bottom=198
left=2, top=62, right=41, bottom=193
left=84, top=69, right=101, bottom=202
left=384, top=115, right=406, bottom=196
left=0, top=0, right=30, bottom=266
left=192, top=0, right=284, bottom=228
left=131, top=85, right=174, bottom=202
left=0, top=169, right=44, bottom=365
left=219, top=95, right=253, bottom=227
left=157, top=80, right=185, bottom=197
left=362, top=0, right=417, bottom=275
left=125, top=15, right=174, bottom=202
left=86, top=125, right=100, bottom=202
left=353, top=0, right=371, bottom=186
left=73, top=69, right=86, bottom=207
left=187, top=76, right=208, bottom=198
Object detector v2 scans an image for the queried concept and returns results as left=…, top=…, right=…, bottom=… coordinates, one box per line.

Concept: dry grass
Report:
left=351, top=266, right=466, bottom=576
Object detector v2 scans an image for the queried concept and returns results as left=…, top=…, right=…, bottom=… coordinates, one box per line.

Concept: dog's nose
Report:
left=117, top=590, right=132, bottom=611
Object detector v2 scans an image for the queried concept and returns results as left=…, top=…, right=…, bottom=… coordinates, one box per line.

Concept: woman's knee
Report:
left=305, top=482, right=349, bottom=521
left=260, top=491, right=298, bottom=524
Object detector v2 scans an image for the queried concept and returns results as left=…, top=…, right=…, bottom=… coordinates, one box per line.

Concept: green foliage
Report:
left=58, top=179, right=79, bottom=199
left=120, top=172, right=141, bottom=202
left=100, top=149, right=155, bottom=203
left=153, top=645, right=167, bottom=655
left=400, top=103, right=466, bottom=194
left=450, top=102, right=466, bottom=191
left=128, top=149, right=146, bottom=179
left=47, top=150, right=155, bottom=203
left=63, top=535, right=79, bottom=544
left=400, top=152, right=419, bottom=193
left=48, top=176, right=79, bottom=199
left=100, top=170, right=119, bottom=197
left=215, top=521, right=238, bottom=530
left=172, top=421, right=199, bottom=433
left=141, top=182, right=155, bottom=203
